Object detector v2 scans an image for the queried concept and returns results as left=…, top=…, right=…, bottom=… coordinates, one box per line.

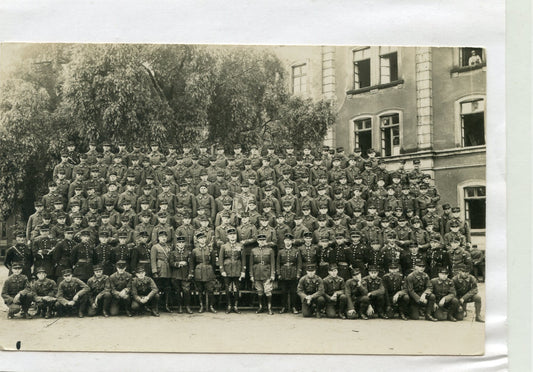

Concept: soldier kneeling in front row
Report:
left=1, top=262, right=33, bottom=319
left=382, top=263, right=409, bottom=320
left=297, top=264, right=325, bottom=318
left=87, top=264, right=111, bottom=317
left=30, top=266, right=57, bottom=319
left=131, top=266, right=160, bottom=317
left=453, top=264, right=484, bottom=323
left=361, top=265, right=387, bottom=319
left=431, top=267, right=460, bottom=322
left=345, top=268, right=370, bottom=320
left=322, top=264, right=347, bottom=319
left=405, top=259, right=437, bottom=321
left=55, top=269, right=90, bottom=318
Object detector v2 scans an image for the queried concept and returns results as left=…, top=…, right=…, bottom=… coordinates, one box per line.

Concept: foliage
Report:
left=0, top=43, right=337, bottom=220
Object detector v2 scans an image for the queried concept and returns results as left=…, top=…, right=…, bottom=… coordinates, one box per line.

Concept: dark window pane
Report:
left=358, top=59, right=371, bottom=88
left=463, top=112, right=485, bottom=147
left=465, top=187, right=475, bottom=197
left=476, top=187, right=486, bottom=197
left=358, top=131, right=372, bottom=158
left=467, top=199, right=486, bottom=229
left=389, top=52, right=398, bottom=81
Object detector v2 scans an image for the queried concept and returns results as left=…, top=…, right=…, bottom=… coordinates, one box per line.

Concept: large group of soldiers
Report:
left=2, top=141, right=484, bottom=322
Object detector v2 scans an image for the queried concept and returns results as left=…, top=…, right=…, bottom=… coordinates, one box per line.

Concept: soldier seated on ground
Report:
left=55, top=268, right=90, bottom=318
left=30, top=266, right=57, bottom=319
left=1, top=262, right=33, bottom=319
left=431, top=267, right=460, bottom=322
left=131, top=266, right=160, bottom=317
left=297, top=263, right=325, bottom=318
left=345, top=268, right=370, bottom=320
left=453, top=264, right=484, bottom=323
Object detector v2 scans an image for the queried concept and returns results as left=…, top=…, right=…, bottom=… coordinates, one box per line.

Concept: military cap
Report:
left=327, top=263, right=338, bottom=271
left=351, top=267, right=361, bottom=275
left=197, top=215, right=209, bottom=222
left=350, top=231, right=361, bottom=238
left=118, top=231, right=129, bottom=239
left=240, top=211, right=250, bottom=218
left=305, top=263, right=317, bottom=271
left=62, top=268, right=73, bottom=275
left=259, top=215, right=269, bottom=221
left=389, top=263, right=400, bottom=270
left=119, top=214, right=131, bottom=222
left=391, top=172, right=400, bottom=179
left=451, top=206, right=461, bottom=213
left=365, top=215, right=374, bottom=221
left=135, top=266, right=146, bottom=273
left=414, top=259, right=425, bottom=267
left=319, top=236, right=330, bottom=242
left=442, top=203, right=451, bottom=210
left=284, top=233, right=294, bottom=239
left=363, top=161, right=372, bottom=168
left=318, top=202, right=329, bottom=209
left=227, top=228, right=237, bottom=234
left=457, top=264, right=468, bottom=272
left=386, top=232, right=396, bottom=239
left=40, top=224, right=50, bottom=231
left=370, top=239, right=381, bottom=245
left=157, top=230, right=168, bottom=237
left=276, top=214, right=285, bottom=220
left=293, top=214, right=303, bottom=220
left=303, top=231, right=313, bottom=238
left=450, top=220, right=460, bottom=227
left=411, top=217, right=421, bottom=223
left=409, top=242, right=418, bottom=248
left=282, top=199, right=293, bottom=207
left=138, top=230, right=149, bottom=237
left=257, top=234, right=267, bottom=240
left=398, top=216, right=407, bottom=222
left=15, top=231, right=25, bottom=238
left=317, top=214, right=327, bottom=221
left=116, top=260, right=127, bottom=268
left=99, top=230, right=110, bottom=237
left=35, top=266, right=47, bottom=274
left=156, top=211, right=168, bottom=219
left=419, top=184, right=428, bottom=190
left=301, top=204, right=311, bottom=210
left=190, top=154, right=199, bottom=160
left=332, top=214, right=342, bottom=220
left=248, top=199, right=257, bottom=206
left=87, top=216, right=97, bottom=223
left=93, top=264, right=103, bottom=271
left=335, top=232, right=345, bottom=238
left=413, top=159, right=421, bottom=165
left=176, top=235, right=185, bottom=242
left=78, top=230, right=90, bottom=237
left=368, top=265, right=379, bottom=272
left=71, top=212, right=83, bottom=219
left=12, top=262, right=23, bottom=269
left=195, top=231, right=206, bottom=239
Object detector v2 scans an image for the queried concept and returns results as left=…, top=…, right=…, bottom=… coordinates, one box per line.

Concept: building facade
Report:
left=273, top=45, right=486, bottom=238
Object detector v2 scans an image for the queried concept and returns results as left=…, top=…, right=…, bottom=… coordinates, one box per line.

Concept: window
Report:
left=461, top=99, right=485, bottom=147
left=354, top=118, right=372, bottom=157
left=464, top=186, right=486, bottom=229
left=460, top=47, right=484, bottom=67
left=380, top=113, right=401, bottom=156
left=353, top=48, right=371, bottom=89
left=292, top=64, right=307, bottom=95
left=380, top=51, right=398, bottom=84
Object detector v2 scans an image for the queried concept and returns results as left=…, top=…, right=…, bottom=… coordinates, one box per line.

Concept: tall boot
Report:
left=267, top=296, right=273, bottom=315
left=226, top=292, right=232, bottom=313
left=198, top=293, right=205, bottom=313
left=151, top=297, right=160, bottom=317
left=256, top=294, right=264, bottom=313
left=234, top=298, right=241, bottom=314
left=164, top=290, right=173, bottom=313
left=208, top=293, right=217, bottom=313
left=184, top=291, right=193, bottom=314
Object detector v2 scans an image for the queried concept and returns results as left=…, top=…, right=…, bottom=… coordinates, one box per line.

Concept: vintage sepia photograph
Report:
left=0, top=43, right=486, bottom=355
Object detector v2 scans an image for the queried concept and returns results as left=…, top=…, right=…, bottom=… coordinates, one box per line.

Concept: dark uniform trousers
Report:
left=109, top=272, right=133, bottom=315
left=87, top=275, right=111, bottom=317
left=345, top=278, right=370, bottom=319
left=431, top=277, right=459, bottom=320
left=170, top=248, right=192, bottom=308
left=405, top=272, right=436, bottom=320
left=56, top=278, right=89, bottom=316
left=323, top=276, right=347, bottom=318
left=297, top=275, right=325, bottom=317
left=453, top=274, right=482, bottom=320
left=362, top=276, right=386, bottom=315
left=382, top=273, right=409, bottom=317
left=30, top=278, right=57, bottom=315
left=1, top=274, right=32, bottom=316
left=131, top=277, right=159, bottom=313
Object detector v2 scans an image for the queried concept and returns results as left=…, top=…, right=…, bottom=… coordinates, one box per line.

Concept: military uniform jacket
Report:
left=405, top=271, right=433, bottom=302
left=299, top=244, right=319, bottom=266
left=191, top=246, right=216, bottom=282
left=30, top=278, right=57, bottom=297
left=131, top=243, right=153, bottom=276
left=452, top=274, right=479, bottom=301
left=151, top=243, right=171, bottom=278
left=400, top=252, right=427, bottom=275
left=32, top=237, right=56, bottom=276
left=2, top=274, right=30, bottom=303
left=237, top=223, right=257, bottom=246
left=53, top=238, right=76, bottom=276
left=57, top=278, right=89, bottom=301
left=449, top=248, right=472, bottom=273
left=4, top=243, right=33, bottom=276
left=430, top=277, right=456, bottom=302
left=87, top=275, right=110, bottom=299
left=219, top=242, right=246, bottom=277
left=345, top=278, right=368, bottom=310
left=175, top=224, right=195, bottom=250
left=276, top=247, right=302, bottom=280
left=365, top=249, right=388, bottom=273
left=322, top=275, right=345, bottom=299
left=250, top=246, right=275, bottom=280
left=428, top=247, right=450, bottom=270
left=361, top=276, right=385, bottom=296
left=382, top=272, right=406, bottom=296
left=131, top=276, right=158, bottom=300
left=109, top=272, right=132, bottom=295
left=297, top=275, right=324, bottom=298
left=327, top=244, right=348, bottom=265
left=112, top=244, right=133, bottom=271
left=170, top=248, right=191, bottom=280
left=345, top=243, right=368, bottom=268
left=72, top=241, right=96, bottom=280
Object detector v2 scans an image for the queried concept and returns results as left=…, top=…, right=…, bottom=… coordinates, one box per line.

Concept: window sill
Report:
left=450, top=63, right=486, bottom=76
left=346, top=79, right=404, bottom=96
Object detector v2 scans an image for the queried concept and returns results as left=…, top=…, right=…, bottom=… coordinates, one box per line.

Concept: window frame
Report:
left=454, top=95, right=486, bottom=148
left=352, top=47, right=372, bottom=90
left=457, top=180, right=486, bottom=233
left=378, top=111, right=402, bottom=157
left=291, top=63, right=308, bottom=95
left=379, top=50, right=399, bottom=84
left=352, top=116, right=373, bottom=157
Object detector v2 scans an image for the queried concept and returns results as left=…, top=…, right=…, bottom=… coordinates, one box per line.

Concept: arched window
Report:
left=457, top=180, right=486, bottom=231
left=455, top=95, right=486, bottom=147
left=352, top=116, right=373, bottom=157
left=379, top=111, right=401, bottom=156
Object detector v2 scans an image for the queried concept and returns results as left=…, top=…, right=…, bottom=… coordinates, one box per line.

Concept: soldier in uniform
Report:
left=219, top=228, right=246, bottom=313
left=32, top=225, right=56, bottom=279
left=361, top=265, right=387, bottom=318
left=250, top=234, right=276, bottom=315
left=131, top=266, right=160, bottom=317
left=448, top=238, right=472, bottom=276
left=109, top=260, right=133, bottom=317
left=56, top=268, right=90, bottom=318
left=453, top=264, right=484, bottom=322
left=382, top=263, right=409, bottom=320
left=2, top=263, right=32, bottom=319
left=345, top=268, right=370, bottom=319
left=86, top=264, right=111, bottom=317
left=427, top=235, right=450, bottom=278
left=299, top=232, right=319, bottom=272
left=151, top=230, right=172, bottom=312
left=190, top=232, right=217, bottom=313
left=297, top=263, right=325, bottom=318
left=345, top=231, right=368, bottom=277
left=71, top=230, right=95, bottom=282
left=130, top=231, right=152, bottom=277
left=29, top=266, right=57, bottom=318
left=53, top=227, right=76, bottom=280
left=277, top=233, right=302, bottom=314
left=322, top=263, right=347, bottom=319
left=405, top=259, right=437, bottom=321
left=431, top=267, right=460, bottom=322
left=170, top=236, right=193, bottom=314
left=4, top=231, right=33, bottom=278
left=400, top=242, right=427, bottom=276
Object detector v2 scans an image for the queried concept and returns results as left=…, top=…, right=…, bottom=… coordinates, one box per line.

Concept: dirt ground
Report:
left=0, top=266, right=485, bottom=355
